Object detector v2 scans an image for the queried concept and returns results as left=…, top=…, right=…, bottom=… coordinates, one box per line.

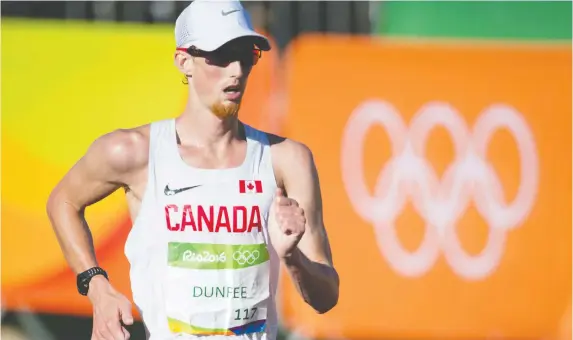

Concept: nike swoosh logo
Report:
left=221, top=9, right=239, bottom=16
left=164, top=184, right=201, bottom=196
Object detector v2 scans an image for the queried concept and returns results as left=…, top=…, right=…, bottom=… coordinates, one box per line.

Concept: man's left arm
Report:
left=274, top=140, right=339, bottom=314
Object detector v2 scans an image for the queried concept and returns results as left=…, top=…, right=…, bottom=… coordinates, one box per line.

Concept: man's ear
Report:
left=174, top=50, right=193, bottom=77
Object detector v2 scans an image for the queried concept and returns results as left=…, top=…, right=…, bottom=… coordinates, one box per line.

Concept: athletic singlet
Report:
left=124, top=119, right=280, bottom=340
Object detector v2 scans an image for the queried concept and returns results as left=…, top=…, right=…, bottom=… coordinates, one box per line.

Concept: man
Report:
left=46, top=1, right=339, bottom=339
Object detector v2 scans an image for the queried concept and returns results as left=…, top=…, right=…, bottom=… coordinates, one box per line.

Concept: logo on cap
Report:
left=222, top=9, right=240, bottom=16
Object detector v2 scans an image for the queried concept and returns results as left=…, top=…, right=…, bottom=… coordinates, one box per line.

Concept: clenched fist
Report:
left=268, top=188, right=306, bottom=260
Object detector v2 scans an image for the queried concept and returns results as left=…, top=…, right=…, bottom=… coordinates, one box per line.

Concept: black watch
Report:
left=77, top=267, right=108, bottom=296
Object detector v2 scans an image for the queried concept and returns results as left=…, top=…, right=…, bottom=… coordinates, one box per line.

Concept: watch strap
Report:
left=77, top=267, right=108, bottom=296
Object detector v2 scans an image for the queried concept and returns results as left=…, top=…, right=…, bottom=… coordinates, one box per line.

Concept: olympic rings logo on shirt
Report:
left=340, top=100, right=539, bottom=280
left=232, top=250, right=260, bottom=265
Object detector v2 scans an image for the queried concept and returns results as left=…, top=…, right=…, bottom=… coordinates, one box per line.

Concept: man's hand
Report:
left=269, top=188, right=307, bottom=260
left=89, top=276, right=134, bottom=340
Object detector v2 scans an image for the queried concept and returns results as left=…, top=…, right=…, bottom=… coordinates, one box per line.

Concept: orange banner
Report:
left=1, top=19, right=276, bottom=317
left=279, top=35, right=572, bottom=339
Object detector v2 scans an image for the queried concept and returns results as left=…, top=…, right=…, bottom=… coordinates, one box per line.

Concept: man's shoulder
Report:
left=88, top=124, right=151, bottom=173
left=265, top=131, right=315, bottom=176
left=264, top=132, right=319, bottom=192
left=96, top=124, right=150, bottom=153
left=265, top=132, right=313, bottom=160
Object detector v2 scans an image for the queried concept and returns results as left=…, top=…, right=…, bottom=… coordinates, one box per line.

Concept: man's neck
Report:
left=176, top=103, right=242, bottom=149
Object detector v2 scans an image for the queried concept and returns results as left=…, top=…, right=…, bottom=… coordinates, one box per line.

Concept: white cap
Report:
left=174, top=0, right=271, bottom=51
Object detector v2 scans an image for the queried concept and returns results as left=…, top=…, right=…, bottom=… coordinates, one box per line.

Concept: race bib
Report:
left=165, top=242, right=270, bottom=336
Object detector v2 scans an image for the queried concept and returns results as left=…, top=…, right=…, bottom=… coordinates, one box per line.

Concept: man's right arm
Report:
left=47, top=129, right=147, bottom=276
left=46, top=128, right=147, bottom=339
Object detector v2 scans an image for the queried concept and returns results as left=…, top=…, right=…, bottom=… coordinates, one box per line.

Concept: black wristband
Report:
left=76, top=267, right=108, bottom=296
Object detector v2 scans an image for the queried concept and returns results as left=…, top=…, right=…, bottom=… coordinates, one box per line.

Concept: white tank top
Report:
left=124, top=119, right=280, bottom=340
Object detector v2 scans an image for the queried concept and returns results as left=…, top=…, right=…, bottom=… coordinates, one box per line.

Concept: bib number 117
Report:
left=234, top=307, right=257, bottom=321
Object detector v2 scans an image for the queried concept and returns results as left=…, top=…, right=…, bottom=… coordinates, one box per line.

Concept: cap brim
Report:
left=194, top=29, right=271, bottom=52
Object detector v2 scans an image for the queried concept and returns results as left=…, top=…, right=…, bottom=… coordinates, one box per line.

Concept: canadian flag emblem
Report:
left=239, top=180, right=263, bottom=194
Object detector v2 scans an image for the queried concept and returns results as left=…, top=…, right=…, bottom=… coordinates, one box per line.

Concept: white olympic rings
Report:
left=341, top=100, right=539, bottom=280
left=232, top=250, right=260, bottom=265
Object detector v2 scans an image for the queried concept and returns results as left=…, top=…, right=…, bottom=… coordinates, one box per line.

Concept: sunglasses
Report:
left=176, top=45, right=262, bottom=67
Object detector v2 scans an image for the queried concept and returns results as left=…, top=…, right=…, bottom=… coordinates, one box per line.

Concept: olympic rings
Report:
left=232, top=250, right=260, bottom=265
left=341, top=100, right=539, bottom=280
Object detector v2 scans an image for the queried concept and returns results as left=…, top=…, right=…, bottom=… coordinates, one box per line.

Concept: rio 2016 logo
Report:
left=182, top=250, right=227, bottom=263
left=341, top=100, right=539, bottom=280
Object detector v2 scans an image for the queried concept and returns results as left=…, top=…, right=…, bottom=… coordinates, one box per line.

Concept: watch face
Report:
left=77, top=277, right=89, bottom=295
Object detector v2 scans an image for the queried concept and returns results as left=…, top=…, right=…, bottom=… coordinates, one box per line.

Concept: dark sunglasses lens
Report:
left=207, top=52, right=231, bottom=66
left=203, top=48, right=261, bottom=66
